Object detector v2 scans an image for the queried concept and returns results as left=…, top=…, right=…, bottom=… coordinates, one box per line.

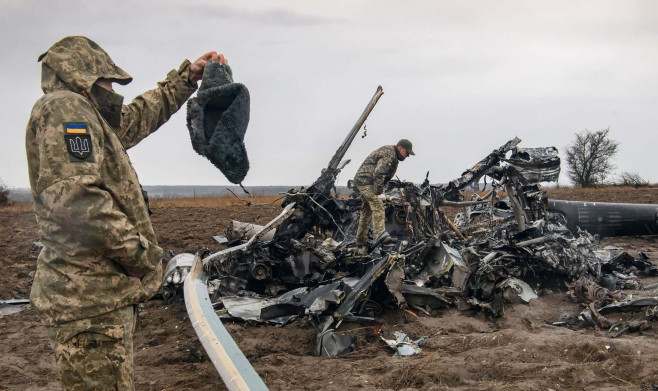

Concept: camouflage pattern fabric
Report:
left=355, top=185, right=386, bottom=246
left=353, top=145, right=400, bottom=194
left=26, top=36, right=197, bottom=326
left=45, top=305, right=136, bottom=391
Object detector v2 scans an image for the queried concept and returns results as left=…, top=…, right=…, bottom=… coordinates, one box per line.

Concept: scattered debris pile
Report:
left=165, top=94, right=657, bottom=359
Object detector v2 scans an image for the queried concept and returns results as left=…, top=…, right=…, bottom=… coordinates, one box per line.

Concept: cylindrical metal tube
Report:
left=548, top=199, right=658, bottom=237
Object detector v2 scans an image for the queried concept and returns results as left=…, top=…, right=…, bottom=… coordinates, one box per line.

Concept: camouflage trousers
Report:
left=355, top=185, right=386, bottom=246
left=44, top=305, right=137, bottom=391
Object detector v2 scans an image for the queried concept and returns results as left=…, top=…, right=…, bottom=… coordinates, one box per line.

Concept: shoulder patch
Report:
left=63, top=122, right=94, bottom=162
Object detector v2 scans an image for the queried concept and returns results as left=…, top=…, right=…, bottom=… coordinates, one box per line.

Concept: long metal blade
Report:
left=184, top=255, right=269, bottom=391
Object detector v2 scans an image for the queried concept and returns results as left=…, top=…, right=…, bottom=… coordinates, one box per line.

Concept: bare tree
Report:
left=0, top=179, right=11, bottom=206
left=617, top=171, right=650, bottom=187
left=564, top=128, right=619, bottom=187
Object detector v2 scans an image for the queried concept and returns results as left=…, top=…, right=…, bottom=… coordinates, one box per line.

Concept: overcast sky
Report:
left=1, top=0, right=656, bottom=189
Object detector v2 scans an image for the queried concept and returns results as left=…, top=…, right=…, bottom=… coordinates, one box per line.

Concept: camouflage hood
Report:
left=38, top=36, right=132, bottom=95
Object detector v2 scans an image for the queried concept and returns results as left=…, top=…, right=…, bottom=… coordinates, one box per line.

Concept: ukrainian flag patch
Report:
left=65, top=123, right=88, bottom=134
left=63, top=122, right=94, bottom=162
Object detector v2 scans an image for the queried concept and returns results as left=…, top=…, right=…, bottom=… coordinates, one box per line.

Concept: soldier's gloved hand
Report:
left=189, top=52, right=228, bottom=84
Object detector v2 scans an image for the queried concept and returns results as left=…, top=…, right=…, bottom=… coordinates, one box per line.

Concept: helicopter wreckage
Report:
left=163, top=87, right=657, bottom=389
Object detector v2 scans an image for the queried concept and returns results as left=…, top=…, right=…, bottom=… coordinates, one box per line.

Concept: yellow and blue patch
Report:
left=63, top=122, right=94, bottom=162
left=65, top=123, right=88, bottom=134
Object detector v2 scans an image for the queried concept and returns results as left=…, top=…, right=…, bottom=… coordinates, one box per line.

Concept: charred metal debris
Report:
left=165, top=93, right=657, bottom=358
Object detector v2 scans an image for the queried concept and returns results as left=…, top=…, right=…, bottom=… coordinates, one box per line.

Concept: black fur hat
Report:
left=187, top=61, right=250, bottom=184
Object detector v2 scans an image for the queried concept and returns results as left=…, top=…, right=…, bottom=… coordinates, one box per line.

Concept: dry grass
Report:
left=2, top=196, right=285, bottom=212
left=3, top=196, right=286, bottom=211
left=150, top=195, right=284, bottom=208
left=9, top=185, right=656, bottom=213
left=0, top=202, right=33, bottom=213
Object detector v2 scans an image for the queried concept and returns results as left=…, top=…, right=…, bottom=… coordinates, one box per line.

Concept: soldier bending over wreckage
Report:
left=353, top=139, right=414, bottom=254
left=25, top=36, right=228, bottom=391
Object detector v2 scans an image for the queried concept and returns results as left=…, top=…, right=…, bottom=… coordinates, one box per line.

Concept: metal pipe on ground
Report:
left=548, top=200, right=658, bottom=237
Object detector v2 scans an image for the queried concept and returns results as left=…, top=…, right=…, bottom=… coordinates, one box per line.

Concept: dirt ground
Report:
left=1, top=186, right=657, bottom=390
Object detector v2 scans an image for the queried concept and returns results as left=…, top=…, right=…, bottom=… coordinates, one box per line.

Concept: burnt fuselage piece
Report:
left=548, top=199, right=658, bottom=237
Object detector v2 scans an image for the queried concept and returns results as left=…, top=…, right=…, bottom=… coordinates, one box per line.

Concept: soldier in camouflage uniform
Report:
left=25, top=36, right=227, bottom=391
left=353, top=139, right=414, bottom=253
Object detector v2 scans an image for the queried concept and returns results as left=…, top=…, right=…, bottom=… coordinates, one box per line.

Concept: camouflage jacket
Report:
left=26, top=36, right=197, bottom=325
left=353, top=145, right=400, bottom=194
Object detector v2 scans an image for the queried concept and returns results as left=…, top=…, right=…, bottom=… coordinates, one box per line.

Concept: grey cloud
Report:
left=183, top=4, right=341, bottom=26
left=2, top=1, right=658, bottom=188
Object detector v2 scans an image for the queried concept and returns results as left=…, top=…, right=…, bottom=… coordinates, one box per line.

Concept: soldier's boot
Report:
left=371, top=231, right=392, bottom=248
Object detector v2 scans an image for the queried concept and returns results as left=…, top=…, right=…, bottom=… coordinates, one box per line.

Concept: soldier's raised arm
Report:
left=118, top=51, right=228, bottom=149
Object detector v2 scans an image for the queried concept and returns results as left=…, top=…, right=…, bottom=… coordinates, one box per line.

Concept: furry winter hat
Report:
left=187, top=61, right=250, bottom=183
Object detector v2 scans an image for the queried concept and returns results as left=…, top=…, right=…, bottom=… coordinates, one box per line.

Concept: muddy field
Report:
left=1, top=186, right=657, bottom=390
